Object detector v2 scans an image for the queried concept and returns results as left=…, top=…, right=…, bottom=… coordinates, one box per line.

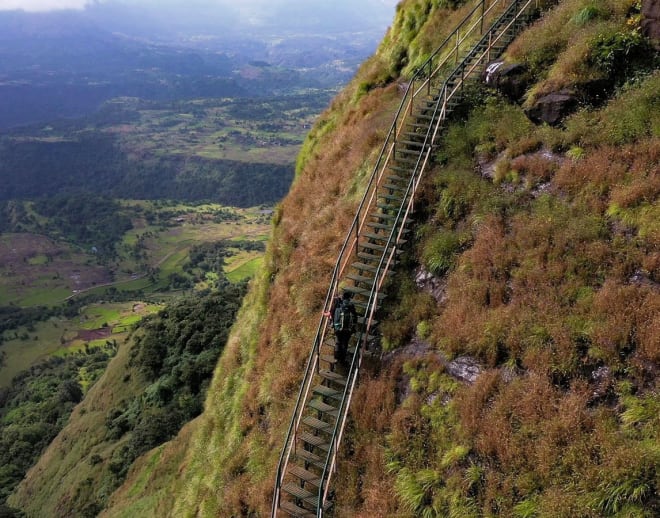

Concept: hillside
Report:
left=9, top=0, right=659, bottom=516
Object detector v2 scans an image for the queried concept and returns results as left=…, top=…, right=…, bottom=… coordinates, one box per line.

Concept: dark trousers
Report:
left=334, top=330, right=352, bottom=364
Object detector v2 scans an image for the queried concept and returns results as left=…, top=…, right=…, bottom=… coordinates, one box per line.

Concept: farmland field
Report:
left=0, top=202, right=270, bottom=307
left=108, top=93, right=332, bottom=166
left=0, top=301, right=161, bottom=388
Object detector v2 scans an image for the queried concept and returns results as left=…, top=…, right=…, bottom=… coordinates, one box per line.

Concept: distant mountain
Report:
left=0, top=1, right=394, bottom=129
left=81, top=0, right=398, bottom=41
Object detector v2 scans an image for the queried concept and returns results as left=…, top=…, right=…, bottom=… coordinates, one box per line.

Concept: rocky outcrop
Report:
left=415, top=266, right=447, bottom=303
left=642, top=0, right=660, bottom=49
left=446, top=356, right=482, bottom=384
left=525, top=89, right=578, bottom=125
left=482, top=60, right=530, bottom=102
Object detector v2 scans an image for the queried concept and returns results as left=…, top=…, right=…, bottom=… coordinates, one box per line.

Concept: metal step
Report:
left=394, top=156, right=421, bottom=165
left=382, top=182, right=407, bottom=192
left=365, top=221, right=395, bottom=231
left=302, top=416, right=334, bottom=434
left=397, top=139, right=425, bottom=148
left=370, top=212, right=399, bottom=221
left=395, top=147, right=421, bottom=156
left=299, top=432, right=330, bottom=453
left=365, top=222, right=410, bottom=234
left=379, top=193, right=405, bottom=203
left=376, top=202, right=402, bottom=212
left=312, top=384, right=342, bottom=401
left=365, top=234, right=407, bottom=246
left=288, top=465, right=322, bottom=488
left=307, top=398, right=339, bottom=418
left=279, top=499, right=316, bottom=518
left=282, top=482, right=318, bottom=507
left=319, top=369, right=347, bottom=387
left=386, top=169, right=411, bottom=180
left=406, top=121, right=431, bottom=129
left=361, top=241, right=404, bottom=254
left=342, top=285, right=381, bottom=298
left=346, top=273, right=375, bottom=285
left=296, top=448, right=325, bottom=470
left=358, top=251, right=393, bottom=263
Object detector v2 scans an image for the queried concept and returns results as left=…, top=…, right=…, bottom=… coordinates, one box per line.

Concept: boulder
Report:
left=415, top=266, right=447, bottom=303
left=482, top=60, right=529, bottom=102
left=642, top=0, right=660, bottom=49
left=446, top=356, right=482, bottom=384
left=525, top=89, right=578, bottom=125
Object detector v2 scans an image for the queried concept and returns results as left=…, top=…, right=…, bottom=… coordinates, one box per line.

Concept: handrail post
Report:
left=480, top=0, right=485, bottom=34
left=427, top=59, right=432, bottom=96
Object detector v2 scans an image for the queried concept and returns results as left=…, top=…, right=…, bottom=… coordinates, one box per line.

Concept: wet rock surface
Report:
left=482, top=60, right=530, bottom=102
left=525, top=89, right=578, bottom=125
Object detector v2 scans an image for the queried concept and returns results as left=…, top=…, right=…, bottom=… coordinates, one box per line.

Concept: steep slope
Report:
left=10, top=1, right=659, bottom=516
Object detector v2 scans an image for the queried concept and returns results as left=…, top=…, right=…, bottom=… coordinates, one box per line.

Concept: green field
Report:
left=108, top=93, right=332, bottom=167
left=0, top=202, right=271, bottom=307
left=226, top=253, right=264, bottom=283
left=0, top=302, right=161, bottom=388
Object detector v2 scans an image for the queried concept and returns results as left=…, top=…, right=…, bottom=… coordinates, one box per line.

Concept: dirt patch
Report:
left=0, top=233, right=112, bottom=302
left=76, top=328, right=113, bottom=342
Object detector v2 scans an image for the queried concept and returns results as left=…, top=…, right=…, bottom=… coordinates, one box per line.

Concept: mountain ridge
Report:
left=9, top=1, right=659, bottom=516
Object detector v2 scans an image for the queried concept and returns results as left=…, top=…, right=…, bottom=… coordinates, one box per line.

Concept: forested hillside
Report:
left=9, top=1, right=659, bottom=516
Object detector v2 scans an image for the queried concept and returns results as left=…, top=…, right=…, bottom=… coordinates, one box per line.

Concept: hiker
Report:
left=324, top=289, right=357, bottom=365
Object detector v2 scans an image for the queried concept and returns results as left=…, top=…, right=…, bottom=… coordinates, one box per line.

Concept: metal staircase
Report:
left=272, top=1, right=546, bottom=516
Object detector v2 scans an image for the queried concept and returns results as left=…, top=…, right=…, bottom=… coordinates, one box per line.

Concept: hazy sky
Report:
left=0, top=1, right=399, bottom=12
left=0, top=0, right=89, bottom=9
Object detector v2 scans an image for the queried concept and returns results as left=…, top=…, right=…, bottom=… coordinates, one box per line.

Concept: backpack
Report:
left=333, top=298, right=355, bottom=332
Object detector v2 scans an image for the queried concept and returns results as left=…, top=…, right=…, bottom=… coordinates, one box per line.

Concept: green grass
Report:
left=226, top=256, right=264, bottom=282
left=80, top=305, right=123, bottom=329
left=27, top=254, right=49, bottom=266
left=0, top=318, right=73, bottom=388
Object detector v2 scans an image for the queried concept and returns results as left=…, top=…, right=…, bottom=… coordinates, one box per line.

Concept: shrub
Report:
left=572, top=4, right=606, bottom=27
left=422, top=229, right=462, bottom=275
left=589, top=29, right=648, bottom=75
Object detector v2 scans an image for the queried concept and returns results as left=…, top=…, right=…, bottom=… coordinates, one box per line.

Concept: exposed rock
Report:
left=525, top=89, right=578, bottom=125
left=589, top=366, right=613, bottom=404
left=642, top=0, right=660, bottom=49
left=415, top=266, right=447, bottom=303
left=482, top=60, right=530, bottom=102
left=383, top=337, right=485, bottom=405
left=477, top=150, right=506, bottom=179
left=531, top=181, right=552, bottom=198
left=446, top=356, right=482, bottom=384
left=629, top=269, right=659, bottom=289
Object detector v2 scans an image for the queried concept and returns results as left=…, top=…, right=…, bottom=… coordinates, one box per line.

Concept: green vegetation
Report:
left=5, top=281, right=246, bottom=517
left=33, top=194, right=132, bottom=259
left=0, top=342, right=116, bottom=507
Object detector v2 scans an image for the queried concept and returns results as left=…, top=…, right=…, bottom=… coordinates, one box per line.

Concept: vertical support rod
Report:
left=480, top=0, right=485, bottom=34
left=427, top=59, right=432, bottom=96
left=488, top=32, right=492, bottom=63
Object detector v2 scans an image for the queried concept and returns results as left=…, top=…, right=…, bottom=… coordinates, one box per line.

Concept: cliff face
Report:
left=12, top=1, right=659, bottom=517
